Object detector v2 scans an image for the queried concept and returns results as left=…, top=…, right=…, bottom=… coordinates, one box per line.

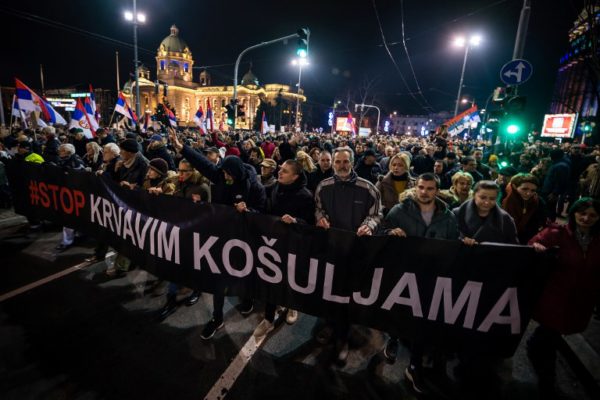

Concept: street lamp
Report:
left=291, top=58, right=309, bottom=130
left=123, top=0, right=146, bottom=120
left=461, top=97, right=476, bottom=108
left=452, top=34, right=482, bottom=116
left=331, top=100, right=341, bottom=134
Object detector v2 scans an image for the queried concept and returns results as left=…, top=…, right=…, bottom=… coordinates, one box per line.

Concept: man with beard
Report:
left=314, top=146, right=382, bottom=363
left=382, top=173, right=459, bottom=394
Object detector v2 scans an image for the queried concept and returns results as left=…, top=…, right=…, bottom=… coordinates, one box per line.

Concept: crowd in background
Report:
left=1, top=122, right=599, bottom=397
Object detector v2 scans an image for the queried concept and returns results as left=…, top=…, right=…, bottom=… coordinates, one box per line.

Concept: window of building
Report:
left=184, top=63, right=189, bottom=73
left=160, top=60, right=166, bottom=70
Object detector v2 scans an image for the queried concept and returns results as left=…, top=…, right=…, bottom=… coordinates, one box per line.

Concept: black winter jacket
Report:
left=269, top=172, right=315, bottom=224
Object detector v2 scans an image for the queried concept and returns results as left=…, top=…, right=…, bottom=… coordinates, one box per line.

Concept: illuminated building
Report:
left=122, top=25, right=306, bottom=129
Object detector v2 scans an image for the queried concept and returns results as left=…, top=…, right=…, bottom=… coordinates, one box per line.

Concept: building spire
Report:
left=170, top=25, right=179, bottom=36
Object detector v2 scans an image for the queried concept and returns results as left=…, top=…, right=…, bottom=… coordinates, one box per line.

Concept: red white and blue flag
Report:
left=161, top=103, right=177, bottom=127
left=206, top=100, right=214, bottom=131
left=115, top=92, right=138, bottom=126
left=261, top=111, right=269, bottom=134
left=346, top=112, right=356, bottom=136
left=193, top=105, right=207, bottom=134
left=15, top=78, right=67, bottom=125
left=89, top=84, right=100, bottom=122
left=68, top=99, right=95, bottom=139
left=84, top=96, right=99, bottom=135
left=142, top=112, right=151, bottom=132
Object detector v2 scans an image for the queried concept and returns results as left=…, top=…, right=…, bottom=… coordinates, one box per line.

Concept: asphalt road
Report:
left=0, top=222, right=592, bottom=400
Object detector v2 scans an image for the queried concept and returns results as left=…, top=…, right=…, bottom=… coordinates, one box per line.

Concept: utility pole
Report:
left=132, top=0, right=141, bottom=118
left=116, top=51, right=121, bottom=93
left=40, top=64, right=46, bottom=97
left=513, top=0, right=531, bottom=60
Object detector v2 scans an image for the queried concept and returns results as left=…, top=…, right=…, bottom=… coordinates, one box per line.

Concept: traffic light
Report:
left=225, top=100, right=236, bottom=125
left=297, top=28, right=310, bottom=58
left=501, top=95, right=526, bottom=136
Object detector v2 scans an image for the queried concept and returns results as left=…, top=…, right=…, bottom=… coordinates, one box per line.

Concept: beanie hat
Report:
left=120, top=138, right=139, bottom=153
left=150, top=134, right=163, bottom=142
left=149, top=158, right=168, bottom=177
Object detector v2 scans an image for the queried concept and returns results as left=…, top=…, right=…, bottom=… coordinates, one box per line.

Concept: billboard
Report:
left=541, top=114, right=578, bottom=138
left=336, top=117, right=353, bottom=132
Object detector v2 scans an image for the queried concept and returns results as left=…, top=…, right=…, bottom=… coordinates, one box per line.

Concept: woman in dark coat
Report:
left=501, top=173, right=547, bottom=244
left=527, top=197, right=600, bottom=395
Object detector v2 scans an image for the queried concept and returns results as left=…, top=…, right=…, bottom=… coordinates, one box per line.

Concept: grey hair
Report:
left=333, top=146, right=354, bottom=164
left=59, top=143, right=76, bottom=156
left=104, top=142, right=120, bottom=156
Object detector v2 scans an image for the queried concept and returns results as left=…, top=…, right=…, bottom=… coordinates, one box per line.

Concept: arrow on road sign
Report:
left=503, top=62, right=526, bottom=83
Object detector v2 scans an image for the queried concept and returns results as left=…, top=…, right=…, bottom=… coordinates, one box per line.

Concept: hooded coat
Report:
left=181, top=145, right=266, bottom=211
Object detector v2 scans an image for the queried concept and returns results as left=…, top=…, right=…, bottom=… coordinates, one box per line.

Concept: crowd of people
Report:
left=1, top=122, right=599, bottom=397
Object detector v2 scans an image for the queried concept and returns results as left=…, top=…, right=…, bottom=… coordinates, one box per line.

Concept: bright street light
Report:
left=291, top=58, right=309, bottom=129
left=452, top=34, right=483, bottom=116
left=123, top=0, right=146, bottom=119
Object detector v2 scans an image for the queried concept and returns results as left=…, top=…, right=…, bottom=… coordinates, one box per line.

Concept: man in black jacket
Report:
left=170, top=128, right=266, bottom=340
left=307, top=150, right=333, bottom=193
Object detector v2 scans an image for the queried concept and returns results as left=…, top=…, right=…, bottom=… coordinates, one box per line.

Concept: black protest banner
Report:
left=8, top=162, right=549, bottom=356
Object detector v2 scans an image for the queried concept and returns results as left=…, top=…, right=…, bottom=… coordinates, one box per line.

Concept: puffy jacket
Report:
left=315, top=170, right=382, bottom=232
left=383, top=192, right=459, bottom=240
left=181, top=145, right=265, bottom=211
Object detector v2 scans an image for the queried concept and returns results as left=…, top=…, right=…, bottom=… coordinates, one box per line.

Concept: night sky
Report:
left=0, top=0, right=584, bottom=128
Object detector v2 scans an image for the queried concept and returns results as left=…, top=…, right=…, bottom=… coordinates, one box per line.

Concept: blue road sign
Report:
left=500, top=59, right=533, bottom=85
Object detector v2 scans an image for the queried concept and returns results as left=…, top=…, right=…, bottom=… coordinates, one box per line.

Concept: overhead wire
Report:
left=371, top=0, right=431, bottom=113
left=399, top=0, right=435, bottom=112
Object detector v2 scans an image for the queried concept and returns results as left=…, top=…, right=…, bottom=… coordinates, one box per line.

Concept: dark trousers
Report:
left=527, top=325, right=560, bottom=382
left=212, top=292, right=252, bottom=322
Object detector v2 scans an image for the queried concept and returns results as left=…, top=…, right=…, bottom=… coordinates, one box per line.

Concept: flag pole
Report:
left=108, top=108, right=117, bottom=129
left=8, top=95, right=15, bottom=135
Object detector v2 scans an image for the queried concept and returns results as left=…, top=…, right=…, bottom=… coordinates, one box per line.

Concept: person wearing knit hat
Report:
left=148, top=158, right=168, bottom=177
left=119, top=138, right=140, bottom=154
left=150, top=134, right=163, bottom=143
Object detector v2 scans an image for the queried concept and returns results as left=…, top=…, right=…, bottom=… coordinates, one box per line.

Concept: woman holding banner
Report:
left=528, top=197, right=600, bottom=397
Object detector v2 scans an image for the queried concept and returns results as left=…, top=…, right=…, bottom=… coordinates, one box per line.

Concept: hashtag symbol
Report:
left=29, top=180, right=40, bottom=206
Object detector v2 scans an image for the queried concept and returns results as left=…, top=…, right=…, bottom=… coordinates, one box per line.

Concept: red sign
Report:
left=541, top=114, right=578, bottom=138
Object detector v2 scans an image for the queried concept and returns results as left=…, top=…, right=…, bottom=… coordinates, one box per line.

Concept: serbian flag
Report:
left=115, top=92, right=138, bottom=125
left=346, top=112, right=356, bottom=136
left=89, top=84, right=100, bottom=121
left=193, top=105, right=207, bottom=134
left=161, top=103, right=177, bottom=127
left=84, top=96, right=99, bottom=134
left=206, top=100, right=214, bottom=131
left=261, top=111, right=269, bottom=134
left=15, top=78, right=66, bottom=125
left=68, top=99, right=95, bottom=139
left=142, top=112, right=151, bottom=132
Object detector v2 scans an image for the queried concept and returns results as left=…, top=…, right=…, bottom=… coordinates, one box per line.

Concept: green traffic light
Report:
left=506, top=124, right=520, bottom=134
left=500, top=161, right=508, bottom=168
left=297, top=48, right=307, bottom=58
left=227, top=118, right=233, bottom=125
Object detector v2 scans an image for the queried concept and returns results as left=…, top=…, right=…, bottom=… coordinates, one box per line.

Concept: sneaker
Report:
left=55, top=243, right=72, bottom=252
left=158, top=297, right=177, bottom=321
left=404, top=364, right=425, bottom=394
left=201, top=318, right=224, bottom=340
left=286, top=309, right=298, bottom=324
left=85, top=255, right=102, bottom=263
left=383, top=337, right=399, bottom=363
left=185, top=290, right=200, bottom=306
left=253, top=319, right=274, bottom=339
left=236, top=302, right=254, bottom=316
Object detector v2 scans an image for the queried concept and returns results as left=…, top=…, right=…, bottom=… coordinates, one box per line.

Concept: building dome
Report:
left=241, top=69, right=259, bottom=86
left=159, top=25, right=189, bottom=53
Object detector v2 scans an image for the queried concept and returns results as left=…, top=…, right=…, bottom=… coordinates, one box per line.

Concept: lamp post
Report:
left=452, top=35, right=481, bottom=117
left=331, top=100, right=341, bottom=134
left=291, top=58, right=308, bottom=131
left=461, top=97, right=476, bottom=108
left=124, top=1, right=146, bottom=119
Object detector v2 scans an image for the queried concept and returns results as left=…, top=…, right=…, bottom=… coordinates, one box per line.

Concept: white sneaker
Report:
left=286, top=309, right=298, bottom=324
left=253, top=319, right=274, bottom=339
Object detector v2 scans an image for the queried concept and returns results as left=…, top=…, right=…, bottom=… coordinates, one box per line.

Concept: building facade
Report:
left=550, top=7, right=599, bottom=118
left=388, top=111, right=452, bottom=135
left=122, top=25, right=306, bottom=129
